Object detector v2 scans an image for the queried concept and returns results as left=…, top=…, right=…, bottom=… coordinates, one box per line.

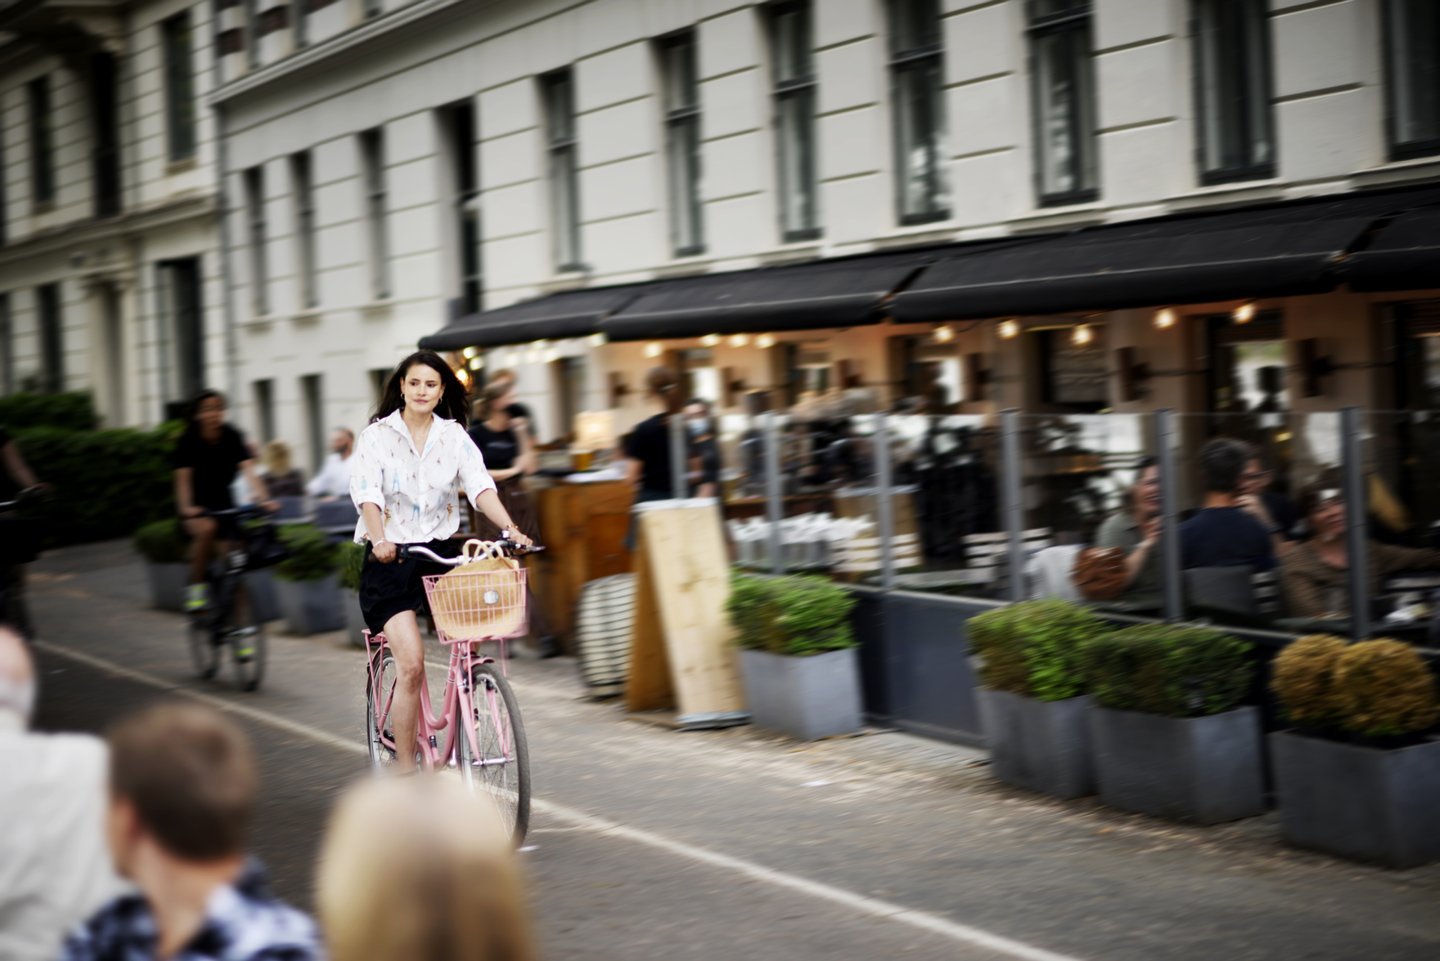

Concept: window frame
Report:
left=28, top=76, right=54, bottom=208
left=291, top=151, right=318, bottom=310
left=768, top=0, right=821, bottom=242
left=887, top=0, right=950, bottom=226
left=1191, top=0, right=1276, bottom=185
left=1382, top=0, right=1440, bottom=161
left=1026, top=0, right=1100, bottom=207
left=36, top=283, right=62, bottom=394
left=245, top=166, right=269, bottom=316
left=659, top=31, right=705, bottom=257
left=359, top=128, right=390, bottom=301
left=542, top=70, right=583, bottom=272
left=162, top=11, right=197, bottom=164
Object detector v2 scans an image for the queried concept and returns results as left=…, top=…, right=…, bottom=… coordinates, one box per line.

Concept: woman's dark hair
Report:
left=188, top=389, right=226, bottom=421
left=372, top=351, right=470, bottom=426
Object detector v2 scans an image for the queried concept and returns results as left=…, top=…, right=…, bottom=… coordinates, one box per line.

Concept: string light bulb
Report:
left=934, top=324, right=954, bottom=343
left=588, top=332, right=606, bottom=347
left=1154, top=308, right=1176, bottom=330
left=757, top=333, right=776, bottom=349
left=701, top=334, right=721, bottom=348
left=644, top=342, right=663, bottom=359
left=455, top=367, right=471, bottom=385
left=730, top=334, right=751, bottom=347
left=998, top=318, right=1020, bottom=340
left=1072, top=324, right=1094, bottom=347
left=1233, top=302, right=1256, bottom=324
left=462, top=347, right=479, bottom=360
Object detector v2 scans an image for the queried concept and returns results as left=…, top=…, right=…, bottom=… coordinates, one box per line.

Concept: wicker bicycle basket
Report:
left=420, top=540, right=529, bottom=642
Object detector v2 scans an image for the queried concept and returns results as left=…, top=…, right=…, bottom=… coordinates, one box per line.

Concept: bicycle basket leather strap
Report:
left=1071, top=546, right=1128, bottom=602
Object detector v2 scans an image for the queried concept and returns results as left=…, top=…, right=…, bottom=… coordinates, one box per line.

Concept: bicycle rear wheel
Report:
left=187, top=614, right=219, bottom=680
left=459, top=663, right=531, bottom=845
left=366, top=650, right=399, bottom=770
left=227, top=579, right=267, bottom=692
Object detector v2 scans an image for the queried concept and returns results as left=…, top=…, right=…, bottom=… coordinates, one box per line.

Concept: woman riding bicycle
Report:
left=351, top=351, right=532, bottom=774
left=173, top=390, right=275, bottom=613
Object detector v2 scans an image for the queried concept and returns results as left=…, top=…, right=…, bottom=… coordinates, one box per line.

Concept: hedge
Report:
left=0, top=392, right=100, bottom=432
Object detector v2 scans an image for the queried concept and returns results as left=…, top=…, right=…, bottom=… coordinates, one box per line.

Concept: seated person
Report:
left=1095, top=457, right=1161, bottom=594
left=1238, top=453, right=1301, bottom=545
left=1281, top=479, right=1440, bottom=619
left=261, top=441, right=305, bottom=497
left=1180, top=438, right=1277, bottom=571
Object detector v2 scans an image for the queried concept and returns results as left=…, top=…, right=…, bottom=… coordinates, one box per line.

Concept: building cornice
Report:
left=0, top=193, right=219, bottom=267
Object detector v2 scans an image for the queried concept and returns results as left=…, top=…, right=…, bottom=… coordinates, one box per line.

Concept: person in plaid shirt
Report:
left=59, top=703, right=322, bottom=961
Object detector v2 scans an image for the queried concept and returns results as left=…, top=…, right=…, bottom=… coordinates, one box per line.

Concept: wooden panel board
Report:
left=625, top=501, right=746, bottom=725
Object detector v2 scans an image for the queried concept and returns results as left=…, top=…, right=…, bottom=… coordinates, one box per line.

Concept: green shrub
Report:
left=1270, top=635, right=1349, bottom=731
left=14, top=421, right=184, bottom=546
left=0, top=392, right=99, bottom=431
left=727, top=573, right=856, bottom=657
left=1082, top=623, right=1253, bottom=718
left=968, top=599, right=1107, bottom=701
left=133, top=519, right=187, bottom=564
left=1332, top=639, right=1440, bottom=739
left=336, top=540, right=366, bottom=591
left=275, top=524, right=339, bottom=582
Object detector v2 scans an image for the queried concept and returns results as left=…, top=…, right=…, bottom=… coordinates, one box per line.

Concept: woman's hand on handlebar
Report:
left=372, top=540, right=398, bottom=564
left=504, top=528, right=534, bottom=549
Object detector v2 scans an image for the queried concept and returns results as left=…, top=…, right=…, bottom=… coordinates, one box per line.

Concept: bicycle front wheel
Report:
left=459, top=663, right=531, bottom=845
left=187, top=614, right=219, bottom=680
left=226, top=580, right=267, bottom=692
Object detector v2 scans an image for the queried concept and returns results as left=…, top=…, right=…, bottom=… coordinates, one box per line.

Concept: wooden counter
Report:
left=532, top=480, right=634, bottom=653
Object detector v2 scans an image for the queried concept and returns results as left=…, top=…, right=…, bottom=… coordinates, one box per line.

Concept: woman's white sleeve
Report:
left=350, top=431, right=386, bottom=511
left=459, top=431, right=498, bottom=508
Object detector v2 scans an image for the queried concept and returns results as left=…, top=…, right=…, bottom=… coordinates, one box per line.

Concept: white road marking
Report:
left=37, top=640, right=1086, bottom=961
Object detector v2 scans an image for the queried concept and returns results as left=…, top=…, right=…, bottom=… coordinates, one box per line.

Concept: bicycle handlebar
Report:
left=399, top=539, right=544, bottom=565
left=0, top=486, right=50, bottom=512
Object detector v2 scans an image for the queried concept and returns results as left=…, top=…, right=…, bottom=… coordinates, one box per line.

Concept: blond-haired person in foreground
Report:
left=317, top=777, right=537, bottom=961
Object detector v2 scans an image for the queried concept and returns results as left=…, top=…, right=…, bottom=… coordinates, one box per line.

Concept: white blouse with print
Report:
left=349, top=410, right=497, bottom=545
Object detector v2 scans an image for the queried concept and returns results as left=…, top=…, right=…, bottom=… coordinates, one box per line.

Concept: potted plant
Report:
left=337, top=540, right=367, bottom=648
left=134, top=519, right=188, bottom=611
left=969, top=599, right=1105, bottom=799
left=1270, top=635, right=1440, bottom=868
left=1081, top=623, right=1261, bottom=825
left=273, top=523, right=344, bottom=635
left=727, top=573, right=861, bottom=740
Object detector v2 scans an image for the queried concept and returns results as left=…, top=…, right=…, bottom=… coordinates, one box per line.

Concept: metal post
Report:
left=1341, top=406, right=1371, bottom=641
left=1155, top=409, right=1184, bottom=623
left=999, top=409, right=1025, bottom=602
left=764, top=412, right=784, bottom=576
left=669, top=411, right=688, bottom=501
left=874, top=414, right=896, bottom=590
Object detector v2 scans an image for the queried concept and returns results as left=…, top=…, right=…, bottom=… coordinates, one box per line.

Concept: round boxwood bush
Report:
left=727, top=573, right=856, bottom=657
left=1270, top=634, right=1349, bottom=732
left=336, top=540, right=366, bottom=592
left=1332, top=639, right=1440, bottom=740
left=969, top=599, right=1107, bottom=702
left=133, top=519, right=187, bottom=564
left=1081, top=623, right=1253, bottom=718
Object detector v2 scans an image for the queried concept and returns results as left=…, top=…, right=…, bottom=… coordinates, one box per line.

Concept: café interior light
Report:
left=1072, top=323, right=1094, bottom=347
left=588, top=332, right=606, bottom=347
left=701, top=333, right=721, bottom=348
left=1154, top=308, right=1177, bottom=330
left=1233, top=302, right=1256, bottom=324
left=934, top=324, right=954, bottom=343
left=454, top=366, right=471, bottom=385
left=644, top=342, right=663, bottom=358
left=462, top=346, right=479, bottom=360
left=757, top=333, right=776, bottom=349
left=998, top=318, right=1020, bottom=340
left=730, top=334, right=751, bottom=347
left=544, top=346, right=559, bottom=362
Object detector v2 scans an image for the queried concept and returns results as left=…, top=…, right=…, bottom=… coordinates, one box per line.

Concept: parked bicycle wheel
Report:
left=366, top=650, right=398, bottom=770
left=226, top=583, right=267, bottom=692
left=460, top=662, right=531, bottom=845
left=187, top=613, right=219, bottom=680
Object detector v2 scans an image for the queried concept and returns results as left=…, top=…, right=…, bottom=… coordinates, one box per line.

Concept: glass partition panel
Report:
left=720, top=410, right=784, bottom=572
left=1363, top=410, right=1440, bottom=645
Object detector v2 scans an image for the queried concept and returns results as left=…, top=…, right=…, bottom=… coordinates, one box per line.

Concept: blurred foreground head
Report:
left=0, top=624, right=36, bottom=725
left=318, top=777, right=537, bottom=961
left=105, top=702, right=258, bottom=875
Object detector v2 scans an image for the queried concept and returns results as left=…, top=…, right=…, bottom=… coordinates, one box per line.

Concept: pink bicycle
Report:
left=363, top=538, right=538, bottom=843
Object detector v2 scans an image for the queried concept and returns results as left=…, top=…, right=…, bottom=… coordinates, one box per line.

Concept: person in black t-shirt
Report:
left=625, top=367, right=686, bottom=505
left=1179, top=438, right=1278, bottom=572
left=172, top=390, right=276, bottom=612
left=683, top=398, right=721, bottom=498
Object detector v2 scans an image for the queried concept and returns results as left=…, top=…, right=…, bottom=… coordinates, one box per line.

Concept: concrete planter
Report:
left=342, top=589, right=367, bottom=648
left=1271, top=731, right=1440, bottom=869
left=739, top=648, right=862, bottom=741
left=275, top=574, right=344, bottom=635
left=977, top=690, right=1094, bottom=799
left=1090, top=705, right=1264, bottom=825
left=244, top=569, right=280, bottom=623
left=145, top=563, right=188, bottom=612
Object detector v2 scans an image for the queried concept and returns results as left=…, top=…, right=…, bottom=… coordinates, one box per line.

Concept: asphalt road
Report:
left=26, top=542, right=1440, bottom=961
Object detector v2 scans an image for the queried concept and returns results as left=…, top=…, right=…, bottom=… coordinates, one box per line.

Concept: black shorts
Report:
left=358, top=538, right=462, bottom=635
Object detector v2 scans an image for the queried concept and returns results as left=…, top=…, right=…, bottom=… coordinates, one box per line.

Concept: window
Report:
left=37, top=283, right=62, bottom=393
left=359, top=128, right=389, bottom=299
left=660, top=32, right=704, bottom=255
left=551, top=356, right=586, bottom=443
left=291, top=152, right=317, bottom=309
left=0, top=294, right=12, bottom=395
left=246, top=0, right=261, bottom=69
left=162, top=12, right=197, bottom=163
left=28, top=77, right=54, bottom=207
left=91, top=52, right=122, bottom=216
left=1384, top=0, right=1440, bottom=159
left=1193, top=0, right=1274, bottom=182
left=301, top=374, right=324, bottom=472
left=253, top=378, right=275, bottom=442
left=158, top=259, right=205, bottom=403
left=1027, top=1, right=1098, bottom=205
left=769, top=2, right=819, bottom=241
left=244, top=167, right=267, bottom=315
left=440, top=102, right=481, bottom=315
left=542, top=70, right=581, bottom=270
left=888, top=0, right=948, bottom=223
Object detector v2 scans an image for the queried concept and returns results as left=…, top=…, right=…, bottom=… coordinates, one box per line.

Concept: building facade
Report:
left=0, top=0, right=226, bottom=427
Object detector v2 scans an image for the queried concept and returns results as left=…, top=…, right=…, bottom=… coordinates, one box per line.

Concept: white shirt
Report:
left=350, top=410, right=497, bottom=545
left=0, top=718, right=125, bottom=961
left=305, top=451, right=353, bottom=498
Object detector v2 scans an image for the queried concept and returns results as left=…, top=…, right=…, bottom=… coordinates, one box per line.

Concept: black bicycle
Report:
left=0, top=486, right=47, bottom=640
left=189, top=505, right=284, bottom=691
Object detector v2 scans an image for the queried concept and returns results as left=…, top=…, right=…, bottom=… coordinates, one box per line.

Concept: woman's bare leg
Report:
left=184, top=517, right=218, bottom=585
left=383, top=609, right=425, bottom=773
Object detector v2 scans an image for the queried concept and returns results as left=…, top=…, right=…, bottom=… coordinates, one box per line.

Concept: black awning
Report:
left=892, top=186, right=1440, bottom=323
left=1343, top=203, right=1440, bottom=292
left=598, top=250, right=933, bottom=342
left=418, top=286, right=639, bottom=350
